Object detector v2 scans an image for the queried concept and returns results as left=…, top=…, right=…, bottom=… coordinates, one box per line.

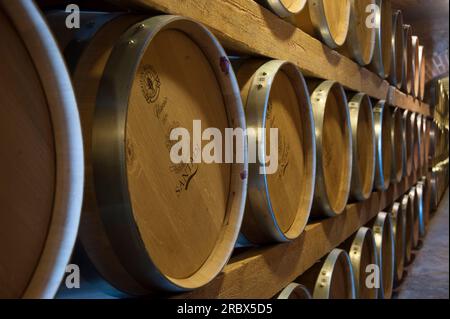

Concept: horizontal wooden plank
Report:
left=176, top=167, right=422, bottom=299
left=117, top=0, right=430, bottom=116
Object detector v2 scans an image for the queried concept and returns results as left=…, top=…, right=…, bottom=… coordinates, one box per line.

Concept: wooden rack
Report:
left=123, top=0, right=431, bottom=116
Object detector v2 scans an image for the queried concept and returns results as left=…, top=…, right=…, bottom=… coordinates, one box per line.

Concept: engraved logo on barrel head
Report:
left=140, top=65, right=161, bottom=103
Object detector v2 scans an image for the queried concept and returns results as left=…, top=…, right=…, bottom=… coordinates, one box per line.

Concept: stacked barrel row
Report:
left=434, top=77, right=449, bottom=126
left=259, top=0, right=427, bottom=100
left=278, top=179, right=435, bottom=299
left=0, top=1, right=437, bottom=299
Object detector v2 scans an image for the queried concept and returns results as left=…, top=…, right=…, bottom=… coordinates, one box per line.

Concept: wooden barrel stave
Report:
left=298, top=249, right=356, bottom=299
left=236, top=60, right=316, bottom=244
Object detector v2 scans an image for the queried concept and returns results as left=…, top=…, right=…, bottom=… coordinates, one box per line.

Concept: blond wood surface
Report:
left=265, top=71, right=306, bottom=233
left=0, top=9, right=56, bottom=298
left=391, top=108, right=404, bottom=182
left=127, top=28, right=231, bottom=279
left=113, top=0, right=429, bottom=115
left=176, top=164, right=421, bottom=298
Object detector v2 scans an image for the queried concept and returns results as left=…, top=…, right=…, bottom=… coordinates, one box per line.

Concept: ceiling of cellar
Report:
left=392, top=0, right=449, bottom=80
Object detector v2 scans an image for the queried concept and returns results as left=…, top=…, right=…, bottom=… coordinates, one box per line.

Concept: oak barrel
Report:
left=402, top=110, right=414, bottom=176
left=236, top=60, right=316, bottom=243
left=51, top=13, right=248, bottom=294
left=277, top=283, right=312, bottom=299
left=308, top=80, right=352, bottom=217
left=390, top=202, right=406, bottom=285
left=402, top=25, right=414, bottom=94
left=391, top=107, right=405, bottom=182
left=288, top=0, right=351, bottom=48
left=401, top=193, right=414, bottom=265
left=389, top=10, right=405, bottom=89
left=420, top=176, right=431, bottom=231
left=418, top=45, right=426, bottom=101
left=341, top=227, right=378, bottom=299
left=411, top=113, right=421, bottom=170
left=299, top=249, right=356, bottom=299
left=338, top=0, right=376, bottom=66
left=373, top=101, right=392, bottom=191
left=348, top=93, right=376, bottom=201
left=369, top=0, right=392, bottom=78
left=412, top=36, right=420, bottom=98
left=0, top=1, right=84, bottom=299
left=416, top=181, right=427, bottom=238
left=371, top=212, right=394, bottom=299
left=409, top=186, right=422, bottom=249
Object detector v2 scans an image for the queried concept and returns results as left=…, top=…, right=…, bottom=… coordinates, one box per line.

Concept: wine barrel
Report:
left=51, top=14, right=248, bottom=294
left=288, top=0, right=351, bottom=49
left=373, top=101, right=392, bottom=191
left=389, top=10, right=405, bottom=89
left=409, top=186, right=422, bottom=249
left=412, top=36, right=420, bottom=98
left=402, top=110, right=414, bottom=176
left=308, top=80, right=352, bottom=217
left=402, top=25, right=414, bottom=94
left=418, top=45, right=426, bottom=101
left=391, top=107, right=405, bottom=183
left=420, top=176, right=431, bottom=231
left=369, top=0, right=392, bottom=79
left=48, top=12, right=153, bottom=296
left=390, top=202, right=406, bottom=286
left=430, top=171, right=438, bottom=212
left=416, top=181, right=426, bottom=238
left=0, top=1, right=84, bottom=299
left=429, top=120, right=437, bottom=162
left=418, top=115, right=427, bottom=169
left=371, top=212, right=394, bottom=299
left=236, top=60, right=316, bottom=243
left=341, top=227, right=378, bottom=299
left=299, top=249, right=356, bottom=299
left=401, top=193, right=414, bottom=264
left=258, top=0, right=307, bottom=18
left=338, top=0, right=376, bottom=66
left=411, top=113, right=421, bottom=170
left=348, top=93, right=376, bottom=201
left=277, top=283, right=312, bottom=299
